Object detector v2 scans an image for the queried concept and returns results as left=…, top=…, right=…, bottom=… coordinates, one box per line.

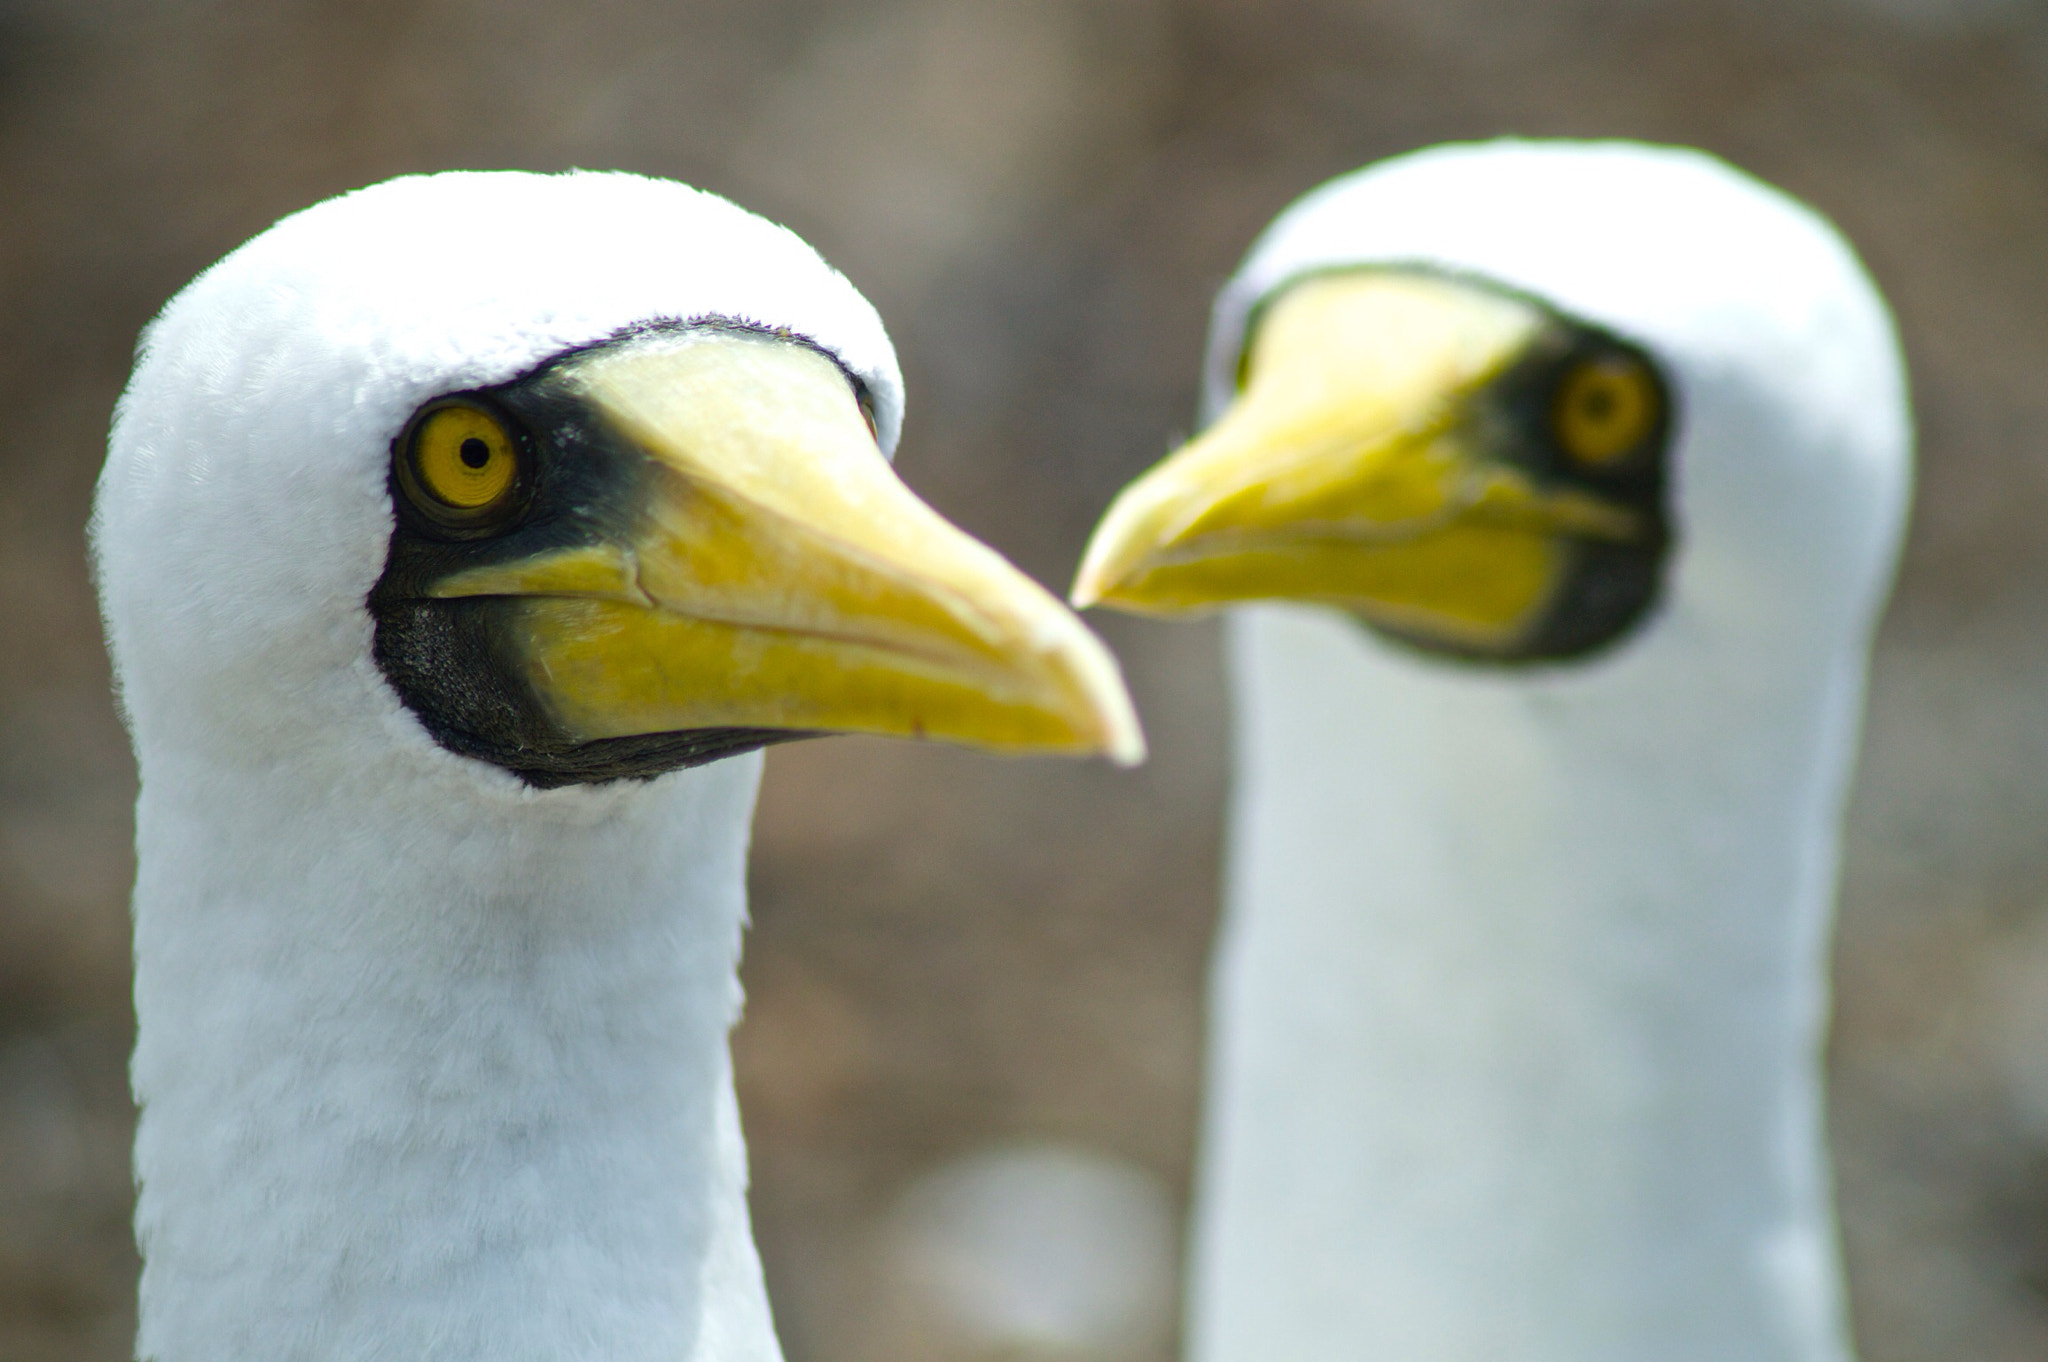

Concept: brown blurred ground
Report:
left=2, top=1, right=2047, bottom=1358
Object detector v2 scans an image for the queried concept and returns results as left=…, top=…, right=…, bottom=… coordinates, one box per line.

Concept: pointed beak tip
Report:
left=1073, top=482, right=1182, bottom=619
left=1104, top=722, right=1148, bottom=768
left=1069, top=653, right=1146, bottom=768
left=1068, top=543, right=1133, bottom=615
left=1053, top=626, right=1146, bottom=768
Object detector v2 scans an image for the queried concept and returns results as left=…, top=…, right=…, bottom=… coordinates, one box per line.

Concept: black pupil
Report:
left=459, top=437, right=491, bottom=469
left=1581, top=383, right=1617, bottom=423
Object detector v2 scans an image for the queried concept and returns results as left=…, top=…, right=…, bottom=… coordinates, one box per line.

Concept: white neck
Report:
left=129, top=742, right=781, bottom=1362
left=1188, top=601, right=1869, bottom=1362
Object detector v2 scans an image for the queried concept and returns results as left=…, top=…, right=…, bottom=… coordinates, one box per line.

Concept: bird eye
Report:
left=396, top=398, right=526, bottom=531
left=1552, top=354, right=1659, bottom=466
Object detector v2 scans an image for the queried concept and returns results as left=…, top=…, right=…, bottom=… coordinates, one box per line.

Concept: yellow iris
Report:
left=1553, top=356, right=1658, bottom=465
left=405, top=400, right=519, bottom=517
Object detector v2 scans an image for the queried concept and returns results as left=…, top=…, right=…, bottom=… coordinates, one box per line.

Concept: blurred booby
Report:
left=1075, top=142, right=1908, bottom=1361
left=94, top=170, right=1140, bottom=1362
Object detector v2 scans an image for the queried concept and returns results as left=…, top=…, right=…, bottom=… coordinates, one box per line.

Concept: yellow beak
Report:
left=433, top=331, right=1144, bottom=766
left=1071, top=271, right=1652, bottom=655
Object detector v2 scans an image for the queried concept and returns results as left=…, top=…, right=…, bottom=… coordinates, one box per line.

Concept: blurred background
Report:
left=2, top=0, right=2046, bottom=1358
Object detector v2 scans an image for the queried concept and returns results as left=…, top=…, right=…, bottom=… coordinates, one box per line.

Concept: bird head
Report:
left=1073, top=141, right=1910, bottom=669
left=95, top=171, right=1143, bottom=792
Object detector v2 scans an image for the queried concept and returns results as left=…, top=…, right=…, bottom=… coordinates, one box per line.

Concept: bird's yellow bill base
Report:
left=435, top=331, right=1144, bottom=766
left=1071, top=270, right=1646, bottom=654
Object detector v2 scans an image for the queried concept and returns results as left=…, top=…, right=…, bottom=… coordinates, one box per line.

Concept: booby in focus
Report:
left=93, top=169, right=1141, bottom=1362
left=1074, top=141, right=1909, bottom=1360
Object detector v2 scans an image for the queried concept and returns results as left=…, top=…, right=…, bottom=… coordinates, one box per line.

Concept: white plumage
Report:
left=94, top=170, right=1133, bottom=1362
left=1083, top=142, right=1911, bottom=1361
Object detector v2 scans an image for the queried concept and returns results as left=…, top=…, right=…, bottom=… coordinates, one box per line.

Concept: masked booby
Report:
left=93, top=169, right=1141, bottom=1362
left=1074, top=141, right=1909, bottom=1361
